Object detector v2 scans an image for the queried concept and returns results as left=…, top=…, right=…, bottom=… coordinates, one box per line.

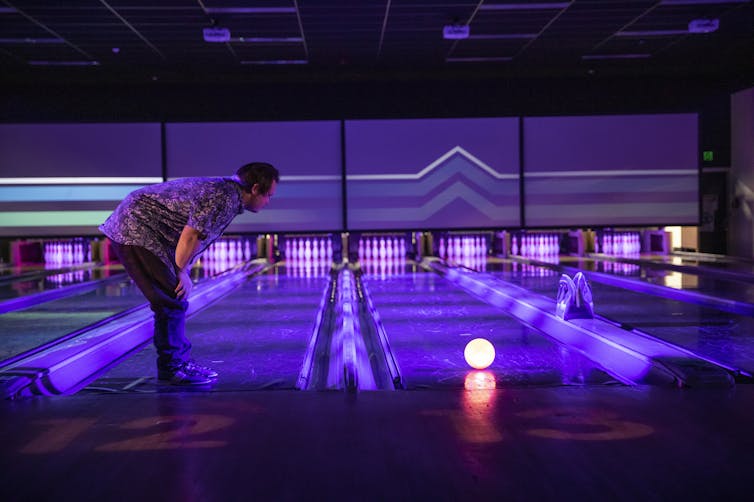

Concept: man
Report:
left=100, top=162, right=279, bottom=385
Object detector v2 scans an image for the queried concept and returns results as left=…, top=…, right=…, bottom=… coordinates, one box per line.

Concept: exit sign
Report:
left=703, top=151, right=714, bottom=161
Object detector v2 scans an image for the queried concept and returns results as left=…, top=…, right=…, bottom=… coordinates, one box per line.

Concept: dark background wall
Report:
left=0, top=73, right=735, bottom=120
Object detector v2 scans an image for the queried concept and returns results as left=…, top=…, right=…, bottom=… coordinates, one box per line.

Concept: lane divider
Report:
left=297, top=264, right=396, bottom=392
left=353, top=270, right=404, bottom=390
left=0, top=272, right=129, bottom=315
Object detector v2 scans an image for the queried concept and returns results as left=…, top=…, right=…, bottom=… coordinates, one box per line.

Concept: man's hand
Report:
left=174, top=225, right=201, bottom=299
left=175, top=269, right=193, bottom=299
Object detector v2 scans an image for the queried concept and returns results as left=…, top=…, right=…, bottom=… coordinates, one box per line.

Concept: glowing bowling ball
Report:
left=463, top=337, right=495, bottom=370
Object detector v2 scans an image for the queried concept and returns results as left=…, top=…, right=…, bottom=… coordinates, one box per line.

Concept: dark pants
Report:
left=110, top=242, right=191, bottom=371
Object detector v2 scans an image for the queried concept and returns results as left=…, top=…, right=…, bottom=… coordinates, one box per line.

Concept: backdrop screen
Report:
left=166, top=121, right=342, bottom=233
left=523, top=114, right=699, bottom=227
left=345, top=118, right=520, bottom=230
left=0, top=123, right=162, bottom=236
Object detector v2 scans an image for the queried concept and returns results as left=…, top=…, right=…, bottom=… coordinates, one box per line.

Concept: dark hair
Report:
left=236, top=162, right=279, bottom=195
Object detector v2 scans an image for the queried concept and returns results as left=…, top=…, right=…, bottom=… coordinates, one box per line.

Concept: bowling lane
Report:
left=363, top=267, right=616, bottom=389
left=654, top=253, right=754, bottom=276
left=486, top=261, right=754, bottom=376
left=0, top=277, right=146, bottom=362
left=543, top=255, right=754, bottom=305
left=0, top=265, right=122, bottom=302
left=0, top=264, right=233, bottom=364
left=85, top=265, right=329, bottom=392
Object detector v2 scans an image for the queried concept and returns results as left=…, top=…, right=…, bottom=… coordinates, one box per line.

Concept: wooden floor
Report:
left=2, top=385, right=753, bottom=501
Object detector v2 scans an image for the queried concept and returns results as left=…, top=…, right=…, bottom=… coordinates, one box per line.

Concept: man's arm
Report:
left=174, top=225, right=202, bottom=299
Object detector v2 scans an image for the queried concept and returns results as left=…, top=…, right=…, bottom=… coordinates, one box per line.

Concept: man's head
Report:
left=235, top=162, right=279, bottom=212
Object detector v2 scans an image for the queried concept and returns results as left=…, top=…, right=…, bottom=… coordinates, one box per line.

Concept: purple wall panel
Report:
left=524, top=114, right=698, bottom=172
left=0, top=123, right=162, bottom=178
left=524, top=114, right=699, bottom=227
left=345, top=118, right=520, bottom=230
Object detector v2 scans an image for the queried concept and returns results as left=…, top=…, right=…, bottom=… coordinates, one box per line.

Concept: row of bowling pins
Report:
left=286, top=256, right=332, bottom=277
left=599, top=260, right=640, bottom=275
left=437, top=235, right=488, bottom=259
left=596, top=232, right=641, bottom=256
left=512, top=261, right=558, bottom=277
left=453, top=254, right=488, bottom=272
left=511, top=233, right=560, bottom=257
left=285, top=237, right=333, bottom=262
left=200, top=238, right=253, bottom=276
left=45, top=269, right=87, bottom=286
left=44, top=240, right=90, bottom=267
left=358, top=236, right=406, bottom=261
left=360, top=254, right=407, bottom=277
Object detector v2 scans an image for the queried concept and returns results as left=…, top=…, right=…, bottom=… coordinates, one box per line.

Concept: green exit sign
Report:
left=703, top=150, right=714, bottom=161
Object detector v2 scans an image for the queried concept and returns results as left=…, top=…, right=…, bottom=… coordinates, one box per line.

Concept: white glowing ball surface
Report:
left=463, top=337, right=495, bottom=370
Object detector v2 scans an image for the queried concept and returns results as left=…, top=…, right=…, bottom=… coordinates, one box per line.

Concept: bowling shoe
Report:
left=185, top=360, right=219, bottom=379
left=158, top=362, right=214, bottom=385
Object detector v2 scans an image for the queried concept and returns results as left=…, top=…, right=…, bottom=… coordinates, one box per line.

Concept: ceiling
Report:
left=0, top=0, right=752, bottom=83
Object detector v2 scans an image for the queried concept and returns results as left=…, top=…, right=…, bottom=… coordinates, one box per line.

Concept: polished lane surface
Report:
left=487, top=259, right=754, bottom=375
left=0, top=265, right=233, bottom=364
left=87, top=265, right=330, bottom=392
left=362, top=265, right=615, bottom=388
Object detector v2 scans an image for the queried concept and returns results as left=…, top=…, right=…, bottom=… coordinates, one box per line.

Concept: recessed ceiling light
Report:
left=234, top=37, right=303, bottom=43
left=28, top=60, right=100, bottom=66
left=240, top=60, right=308, bottom=65
left=581, top=54, right=651, bottom=60
left=446, top=56, right=513, bottom=62
left=0, top=37, right=64, bottom=44
left=205, top=7, right=296, bottom=14
left=616, top=30, right=688, bottom=37
left=480, top=2, right=570, bottom=10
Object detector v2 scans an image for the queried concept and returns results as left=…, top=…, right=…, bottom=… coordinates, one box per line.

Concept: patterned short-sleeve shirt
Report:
left=99, top=177, right=245, bottom=269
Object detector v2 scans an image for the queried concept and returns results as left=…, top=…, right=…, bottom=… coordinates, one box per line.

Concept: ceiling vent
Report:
left=203, top=27, right=231, bottom=43
left=443, top=24, right=470, bottom=40
left=688, top=19, right=719, bottom=34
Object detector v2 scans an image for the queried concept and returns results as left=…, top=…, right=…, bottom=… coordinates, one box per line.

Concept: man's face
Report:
left=244, top=180, right=277, bottom=213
